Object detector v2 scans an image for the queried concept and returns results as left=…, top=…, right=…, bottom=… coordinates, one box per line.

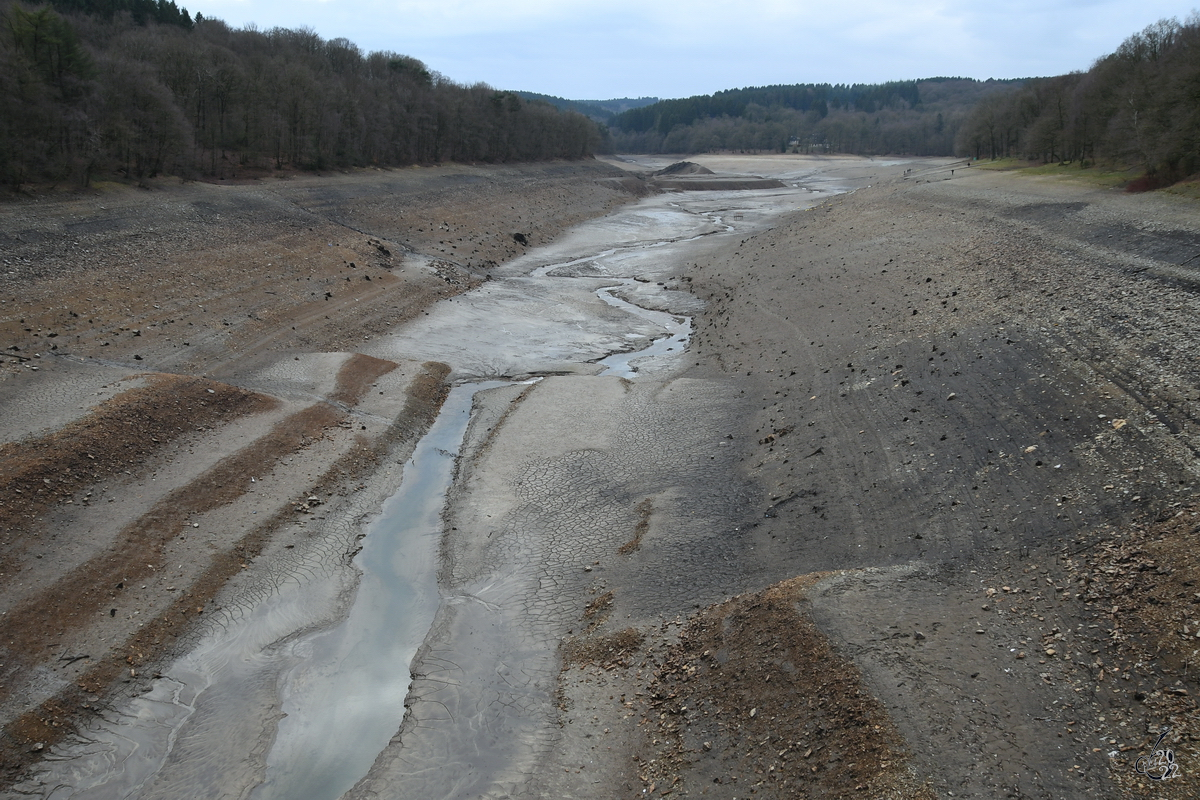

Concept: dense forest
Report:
left=514, top=93, right=659, bottom=124
left=0, top=0, right=606, bottom=188
left=609, top=15, right=1200, bottom=182
left=4, top=2, right=1198, bottom=190
left=955, top=16, right=1200, bottom=183
left=607, top=79, right=1022, bottom=156
left=609, top=15, right=1200, bottom=184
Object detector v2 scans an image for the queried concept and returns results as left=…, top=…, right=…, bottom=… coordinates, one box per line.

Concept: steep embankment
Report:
left=539, top=166, right=1200, bottom=800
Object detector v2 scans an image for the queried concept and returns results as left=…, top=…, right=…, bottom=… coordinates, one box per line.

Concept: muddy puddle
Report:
left=20, top=156, right=911, bottom=799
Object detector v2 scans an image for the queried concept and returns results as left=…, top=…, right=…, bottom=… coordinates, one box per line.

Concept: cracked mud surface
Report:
left=3, top=156, right=1200, bottom=800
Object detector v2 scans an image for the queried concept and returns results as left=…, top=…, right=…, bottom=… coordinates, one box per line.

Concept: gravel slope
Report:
left=661, top=167, right=1200, bottom=798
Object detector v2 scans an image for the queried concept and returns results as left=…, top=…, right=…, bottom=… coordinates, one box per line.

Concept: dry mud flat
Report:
left=397, top=161, right=1200, bottom=800
left=635, top=164, right=1200, bottom=799
left=1, top=154, right=1199, bottom=800
left=353, top=159, right=1200, bottom=800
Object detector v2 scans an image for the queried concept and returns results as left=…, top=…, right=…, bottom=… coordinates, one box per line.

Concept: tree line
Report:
left=608, top=78, right=1020, bottom=157
left=6, top=3, right=1195, bottom=190
left=608, top=16, right=1200, bottom=186
left=955, top=16, right=1200, bottom=184
left=514, top=92, right=659, bottom=124
left=49, top=0, right=195, bottom=30
left=613, top=81, right=922, bottom=135
left=0, top=1, right=606, bottom=189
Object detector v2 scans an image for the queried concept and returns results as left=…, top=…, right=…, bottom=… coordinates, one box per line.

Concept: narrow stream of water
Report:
left=248, top=281, right=694, bottom=797
left=594, top=283, right=691, bottom=377
left=249, top=381, right=513, bottom=800
left=245, top=256, right=697, bottom=798
left=23, top=208, right=703, bottom=800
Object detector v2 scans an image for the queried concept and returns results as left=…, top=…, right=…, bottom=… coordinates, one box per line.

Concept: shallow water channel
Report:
left=250, top=380, right=515, bottom=800
left=23, top=157, right=894, bottom=799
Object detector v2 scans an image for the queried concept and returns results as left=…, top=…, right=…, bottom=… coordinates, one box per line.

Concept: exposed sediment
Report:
left=548, top=163, right=1200, bottom=799
left=3, top=156, right=1199, bottom=800
left=0, top=160, right=644, bottom=790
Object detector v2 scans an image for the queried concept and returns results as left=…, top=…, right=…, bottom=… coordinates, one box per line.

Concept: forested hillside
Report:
left=0, top=1, right=606, bottom=189
left=5, top=2, right=1197, bottom=190
left=956, top=16, right=1200, bottom=184
left=609, top=14, right=1200, bottom=184
left=514, top=92, right=659, bottom=123
left=608, top=79, right=1023, bottom=156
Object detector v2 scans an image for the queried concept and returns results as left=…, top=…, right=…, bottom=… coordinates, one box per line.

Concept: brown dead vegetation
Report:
left=562, top=628, right=645, bottom=671
left=618, top=498, right=653, bottom=555
left=638, top=575, right=933, bottom=800
left=330, top=354, right=399, bottom=406
left=0, top=360, right=452, bottom=784
left=1065, top=508, right=1200, bottom=797
left=0, top=401, right=340, bottom=700
left=0, top=374, right=274, bottom=545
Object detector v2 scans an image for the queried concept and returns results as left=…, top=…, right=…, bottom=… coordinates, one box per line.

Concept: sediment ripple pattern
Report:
left=19, top=368, right=450, bottom=800
left=348, top=376, right=756, bottom=800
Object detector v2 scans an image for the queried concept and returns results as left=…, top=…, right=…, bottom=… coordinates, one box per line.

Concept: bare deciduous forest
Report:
left=2, top=1, right=1198, bottom=189
left=607, top=79, right=1021, bottom=156
left=0, top=0, right=607, bottom=189
left=955, top=17, right=1200, bottom=184
left=607, top=15, right=1200, bottom=186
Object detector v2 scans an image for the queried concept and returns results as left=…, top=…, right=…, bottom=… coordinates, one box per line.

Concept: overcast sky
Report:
left=192, top=0, right=1198, bottom=100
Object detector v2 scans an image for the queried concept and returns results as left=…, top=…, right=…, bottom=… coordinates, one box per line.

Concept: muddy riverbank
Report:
left=0, top=159, right=645, bottom=789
